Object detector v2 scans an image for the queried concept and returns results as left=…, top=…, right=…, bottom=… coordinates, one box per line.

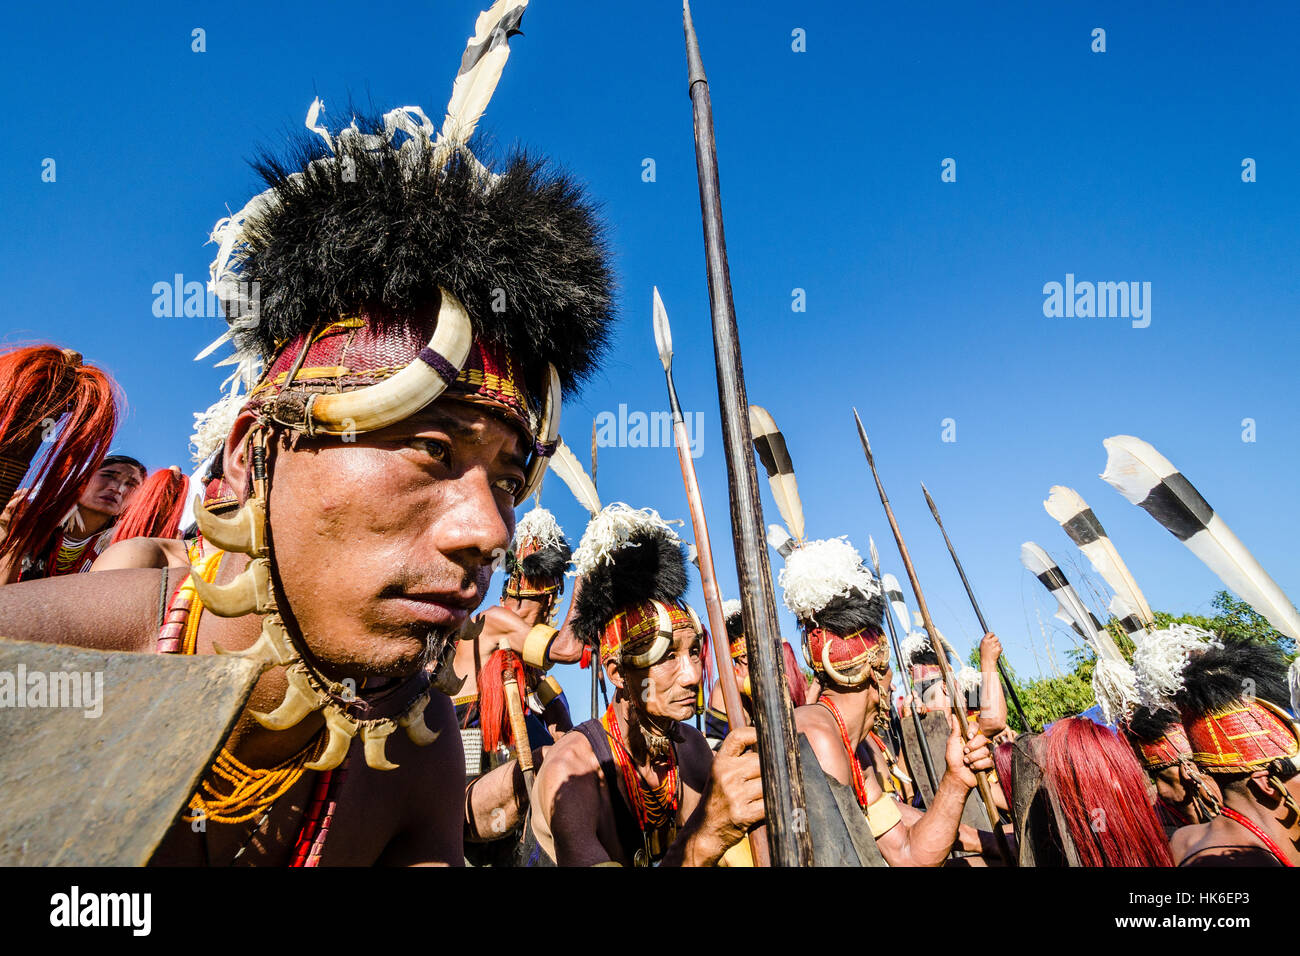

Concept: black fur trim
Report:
left=571, top=532, right=688, bottom=646
left=512, top=539, right=572, bottom=580
left=227, top=112, right=616, bottom=397
left=1174, top=637, right=1291, bottom=715
left=808, top=587, right=886, bottom=637
left=1126, top=705, right=1180, bottom=743
left=724, top=610, right=745, bottom=640
left=911, top=646, right=940, bottom=667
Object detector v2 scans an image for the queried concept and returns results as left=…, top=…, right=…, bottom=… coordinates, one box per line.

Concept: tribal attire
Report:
left=161, top=1, right=614, bottom=865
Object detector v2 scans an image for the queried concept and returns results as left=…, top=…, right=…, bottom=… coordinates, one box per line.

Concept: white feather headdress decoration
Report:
left=1131, top=623, right=1221, bottom=710
left=779, top=536, right=880, bottom=622
left=900, top=631, right=931, bottom=666
left=571, top=503, right=680, bottom=579
left=514, top=506, right=564, bottom=552
left=721, top=598, right=743, bottom=620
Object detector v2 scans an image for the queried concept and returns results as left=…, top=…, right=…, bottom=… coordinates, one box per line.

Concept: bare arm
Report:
left=0, top=569, right=165, bottom=651
left=976, top=633, right=1007, bottom=738
left=89, top=537, right=183, bottom=573
left=538, top=734, right=619, bottom=866
left=464, top=745, right=547, bottom=842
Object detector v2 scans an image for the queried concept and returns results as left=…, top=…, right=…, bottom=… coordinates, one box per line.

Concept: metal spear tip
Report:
left=851, top=407, right=873, bottom=461
left=652, top=285, right=672, bottom=370
left=921, top=482, right=941, bottom=519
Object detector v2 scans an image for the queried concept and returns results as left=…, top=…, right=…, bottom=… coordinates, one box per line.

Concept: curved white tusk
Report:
left=399, top=693, right=441, bottom=746
left=685, top=603, right=703, bottom=636
left=361, top=719, right=399, bottom=771
left=821, top=637, right=870, bottom=687
left=251, top=664, right=324, bottom=731
left=623, top=600, right=674, bottom=668
left=213, top=614, right=295, bottom=669
left=309, top=288, right=474, bottom=435
left=193, top=494, right=266, bottom=556
left=516, top=363, right=562, bottom=504
left=191, top=557, right=275, bottom=618
left=305, top=707, right=359, bottom=771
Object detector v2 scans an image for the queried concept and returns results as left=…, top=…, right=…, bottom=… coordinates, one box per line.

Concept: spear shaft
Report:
left=869, top=541, right=940, bottom=798
left=921, top=483, right=1033, bottom=732
left=851, top=410, right=1003, bottom=833
left=654, top=288, right=769, bottom=866
left=684, top=0, right=812, bottom=867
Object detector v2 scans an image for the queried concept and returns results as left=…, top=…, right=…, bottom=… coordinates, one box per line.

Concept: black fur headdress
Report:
left=569, top=506, right=689, bottom=648
left=1174, top=637, right=1291, bottom=715
left=213, top=112, right=615, bottom=399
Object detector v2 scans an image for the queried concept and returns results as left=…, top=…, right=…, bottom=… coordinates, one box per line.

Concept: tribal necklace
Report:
left=1219, top=806, right=1295, bottom=867
left=602, top=704, right=679, bottom=866
left=819, top=697, right=870, bottom=809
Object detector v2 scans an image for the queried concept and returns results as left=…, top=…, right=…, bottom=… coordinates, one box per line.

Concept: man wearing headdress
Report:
left=530, top=505, right=765, bottom=866
left=782, top=537, right=998, bottom=866
left=1169, top=638, right=1300, bottom=866
left=0, top=3, right=622, bottom=866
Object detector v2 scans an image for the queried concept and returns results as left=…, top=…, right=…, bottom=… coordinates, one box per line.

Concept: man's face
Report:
left=616, top=625, right=703, bottom=723
left=78, top=463, right=144, bottom=518
left=256, top=399, right=527, bottom=680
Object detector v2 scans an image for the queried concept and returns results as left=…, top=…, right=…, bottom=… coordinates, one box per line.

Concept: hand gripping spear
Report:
left=920, top=483, right=1034, bottom=732
left=684, top=1, right=813, bottom=866
left=868, top=536, right=941, bottom=799
left=654, top=287, right=770, bottom=867
left=852, top=410, right=1004, bottom=835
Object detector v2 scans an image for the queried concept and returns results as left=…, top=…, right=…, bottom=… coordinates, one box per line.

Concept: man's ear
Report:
left=604, top=656, right=625, bottom=692
left=221, top=412, right=260, bottom=503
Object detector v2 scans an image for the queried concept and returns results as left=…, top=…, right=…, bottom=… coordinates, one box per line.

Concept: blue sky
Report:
left=4, top=1, right=1299, bottom=719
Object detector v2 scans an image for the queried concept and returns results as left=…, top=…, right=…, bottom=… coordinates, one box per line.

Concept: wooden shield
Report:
left=1011, top=732, right=1080, bottom=867
left=799, top=733, right=887, bottom=867
left=919, top=710, right=990, bottom=833
left=0, top=636, right=261, bottom=865
left=898, top=711, right=937, bottom=808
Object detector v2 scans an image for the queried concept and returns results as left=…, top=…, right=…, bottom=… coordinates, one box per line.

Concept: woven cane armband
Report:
left=535, top=675, right=563, bottom=707
left=866, top=792, right=902, bottom=839
left=522, top=624, right=558, bottom=669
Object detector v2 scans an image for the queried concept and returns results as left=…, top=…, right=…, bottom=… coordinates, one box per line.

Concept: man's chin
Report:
left=308, top=628, right=447, bottom=683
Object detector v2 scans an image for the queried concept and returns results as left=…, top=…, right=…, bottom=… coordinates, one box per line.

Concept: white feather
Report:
left=547, top=438, right=601, bottom=516
left=571, top=503, right=679, bottom=579
left=1102, top=435, right=1300, bottom=641
left=778, top=537, right=880, bottom=622
left=1092, top=657, right=1140, bottom=725
left=957, top=666, right=982, bottom=696
left=721, top=599, right=743, bottom=620
left=900, top=631, right=930, bottom=666
left=1044, top=484, right=1155, bottom=627
left=439, top=1, right=530, bottom=149
left=881, top=572, right=912, bottom=639
left=1131, top=623, right=1221, bottom=709
left=514, top=506, right=564, bottom=552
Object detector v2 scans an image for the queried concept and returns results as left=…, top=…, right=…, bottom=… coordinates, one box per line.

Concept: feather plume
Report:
left=900, top=631, right=930, bottom=666
left=749, top=405, right=804, bottom=542
left=439, top=1, right=530, bottom=151
left=1091, top=657, right=1140, bottom=727
left=721, top=598, right=744, bottom=638
left=571, top=503, right=679, bottom=579
left=1021, top=541, right=1128, bottom=662
left=514, top=506, right=564, bottom=552
left=1131, top=623, right=1221, bottom=709
left=766, top=523, right=794, bottom=559
left=778, top=537, right=882, bottom=632
left=1101, top=435, right=1300, bottom=642
left=1044, top=485, right=1154, bottom=627
left=880, top=572, right=912, bottom=640
left=547, top=437, right=600, bottom=516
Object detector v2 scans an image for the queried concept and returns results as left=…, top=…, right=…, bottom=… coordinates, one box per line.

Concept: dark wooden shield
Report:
left=799, top=733, right=887, bottom=867
left=919, top=710, right=991, bottom=833
left=1010, top=732, right=1080, bottom=867
left=898, top=710, right=936, bottom=808
left=0, top=636, right=261, bottom=865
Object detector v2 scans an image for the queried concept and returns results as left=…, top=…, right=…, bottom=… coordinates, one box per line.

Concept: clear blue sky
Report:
left=4, top=1, right=1298, bottom=718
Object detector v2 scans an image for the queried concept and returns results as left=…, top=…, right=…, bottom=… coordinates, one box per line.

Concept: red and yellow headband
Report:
left=806, top=626, right=888, bottom=687
left=600, top=600, right=701, bottom=668
left=1184, top=698, right=1300, bottom=772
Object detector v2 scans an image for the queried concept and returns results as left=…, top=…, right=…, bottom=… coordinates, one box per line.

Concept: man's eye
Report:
left=494, top=476, right=524, bottom=497
left=412, top=439, right=451, bottom=464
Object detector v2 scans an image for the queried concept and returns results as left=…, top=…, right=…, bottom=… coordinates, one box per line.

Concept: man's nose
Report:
left=430, top=466, right=512, bottom=577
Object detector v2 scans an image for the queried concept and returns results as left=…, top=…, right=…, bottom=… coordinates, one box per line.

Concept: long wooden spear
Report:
left=654, top=286, right=770, bottom=867
left=851, top=410, right=1003, bottom=832
left=921, top=483, right=1033, bottom=732
left=869, top=536, right=940, bottom=799
left=683, top=0, right=812, bottom=866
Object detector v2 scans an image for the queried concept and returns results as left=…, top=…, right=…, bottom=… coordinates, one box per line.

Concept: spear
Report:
left=869, top=535, right=940, bottom=799
left=851, top=409, right=1003, bottom=834
left=654, top=286, right=770, bottom=867
left=499, top=639, right=535, bottom=796
left=921, top=483, right=1033, bottom=732
left=684, top=0, right=812, bottom=866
